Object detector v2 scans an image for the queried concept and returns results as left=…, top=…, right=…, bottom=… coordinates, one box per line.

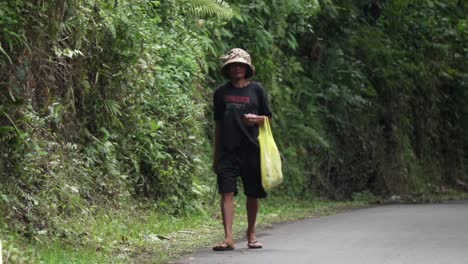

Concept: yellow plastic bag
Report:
left=258, top=118, right=283, bottom=190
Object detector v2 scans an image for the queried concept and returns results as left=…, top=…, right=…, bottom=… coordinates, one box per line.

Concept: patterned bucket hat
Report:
left=221, top=48, right=255, bottom=79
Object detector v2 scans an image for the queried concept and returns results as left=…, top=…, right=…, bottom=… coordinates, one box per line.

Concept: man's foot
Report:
left=212, top=241, right=235, bottom=251
left=247, top=232, right=262, bottom=249
left=247, top=240, right=263, bottom=249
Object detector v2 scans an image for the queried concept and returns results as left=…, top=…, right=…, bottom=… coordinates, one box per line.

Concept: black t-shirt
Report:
left=214, top=82, right=272, bottom=151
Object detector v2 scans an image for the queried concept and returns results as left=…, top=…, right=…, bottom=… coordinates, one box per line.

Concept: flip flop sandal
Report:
left=247, top=240, right=263, bottom=249
left=213, top=242, right=235, bottom=251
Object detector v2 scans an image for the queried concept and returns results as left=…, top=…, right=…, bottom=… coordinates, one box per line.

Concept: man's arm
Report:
left=213, top=120, right=221, bottom=172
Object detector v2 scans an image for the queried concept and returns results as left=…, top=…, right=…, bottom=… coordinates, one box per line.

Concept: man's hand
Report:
left=243, top=114, right=265, bottom=126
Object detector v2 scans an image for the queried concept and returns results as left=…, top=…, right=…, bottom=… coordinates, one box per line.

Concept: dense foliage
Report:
left=210, top=0, right=467, bottom=199
left=0, top=0, right=215, bottom=237
left=1, top=0, right=467, bottom=250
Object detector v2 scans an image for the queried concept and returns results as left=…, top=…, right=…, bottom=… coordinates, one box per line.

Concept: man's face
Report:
left=228, top=63, right=247, bottom=80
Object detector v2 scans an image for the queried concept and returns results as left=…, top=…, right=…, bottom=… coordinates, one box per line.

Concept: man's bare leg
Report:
left=221, top=192, right=235, bottom=247
left=246, top=197, right=262, bottom=247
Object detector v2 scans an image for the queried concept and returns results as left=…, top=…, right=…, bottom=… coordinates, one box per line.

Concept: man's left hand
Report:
left=243, top=114, right=265, bottom=126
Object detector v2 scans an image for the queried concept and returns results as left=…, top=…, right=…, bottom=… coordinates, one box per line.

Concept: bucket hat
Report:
left=221, top=48, right=255, bottom=79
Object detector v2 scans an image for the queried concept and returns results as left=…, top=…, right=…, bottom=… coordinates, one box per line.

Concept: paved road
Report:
left=174, top=200, right=468, bottom=264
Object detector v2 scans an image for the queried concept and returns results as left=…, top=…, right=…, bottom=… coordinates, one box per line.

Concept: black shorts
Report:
left=216, top=143, right=267, bottom=198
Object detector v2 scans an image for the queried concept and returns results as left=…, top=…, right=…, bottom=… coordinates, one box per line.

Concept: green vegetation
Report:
left=1, top=0, right=467, bottom=263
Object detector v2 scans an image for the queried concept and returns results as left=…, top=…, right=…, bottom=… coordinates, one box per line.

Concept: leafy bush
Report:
left=0, top=0, right=226, bottom=236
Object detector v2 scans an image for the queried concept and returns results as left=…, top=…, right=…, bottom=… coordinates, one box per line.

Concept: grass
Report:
left=34, top=243, right=109, bottom=264
left=2, top=190, right=467, bottom=264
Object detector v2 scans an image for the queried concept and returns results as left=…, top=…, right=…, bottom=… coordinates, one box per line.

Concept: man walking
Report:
left=212, top=48, right=272, bottom=251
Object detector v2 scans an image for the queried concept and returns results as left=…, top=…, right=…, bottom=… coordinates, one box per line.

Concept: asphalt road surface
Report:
left=174, top=200, right=468, bottom=264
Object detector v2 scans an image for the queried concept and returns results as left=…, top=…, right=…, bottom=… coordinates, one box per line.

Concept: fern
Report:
left=103, top=99, right=123, bottom=127
left=6, top=181, right=37, bottom=213
left=186, top=0, right=234, bottom=20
